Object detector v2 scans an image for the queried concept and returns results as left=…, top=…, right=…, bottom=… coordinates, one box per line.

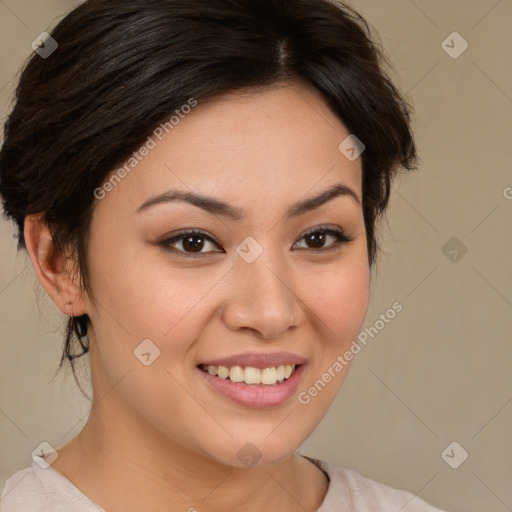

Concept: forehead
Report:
left=95, top=82, right=363, bottom=217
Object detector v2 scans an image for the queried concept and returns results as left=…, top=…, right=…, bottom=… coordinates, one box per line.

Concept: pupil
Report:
left=184, top=236, right=204, bottom=252
left=308, top=233, right=325, bottom=248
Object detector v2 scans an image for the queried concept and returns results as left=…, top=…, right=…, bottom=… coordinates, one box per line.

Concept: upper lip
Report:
left=199, top=351, right=307, bottom=369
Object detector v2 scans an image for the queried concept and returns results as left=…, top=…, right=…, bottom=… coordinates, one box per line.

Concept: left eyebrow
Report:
left=285, top=183, right=361, bottom=218
left=135, top=183, right=360, bottom=219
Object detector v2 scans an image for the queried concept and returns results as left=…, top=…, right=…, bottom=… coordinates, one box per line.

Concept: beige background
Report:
left=1, top=1, right=511, bottom=511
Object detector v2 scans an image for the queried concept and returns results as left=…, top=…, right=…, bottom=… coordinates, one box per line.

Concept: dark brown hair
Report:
left=0, top=0, right=417, bottom=390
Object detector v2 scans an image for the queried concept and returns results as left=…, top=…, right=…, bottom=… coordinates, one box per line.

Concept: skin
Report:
left=24, top=80, right=370, bottom=512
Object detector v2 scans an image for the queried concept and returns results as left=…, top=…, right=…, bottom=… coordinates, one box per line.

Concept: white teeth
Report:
left=201, top=363, right=297, bottom=385
left=217, top=366, right=229, bottom=379
left=244, top=367, right=262, bottom=384
left=229, top=366, right=244, bottom=383
left=261, top=367, right=277, bottom=385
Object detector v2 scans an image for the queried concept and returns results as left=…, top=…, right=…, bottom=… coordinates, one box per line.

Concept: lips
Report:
left=196, top=351, right=308, bottom=408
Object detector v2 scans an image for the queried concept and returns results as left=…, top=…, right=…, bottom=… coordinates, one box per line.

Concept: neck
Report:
left=52, top=397, right=328, bottom=512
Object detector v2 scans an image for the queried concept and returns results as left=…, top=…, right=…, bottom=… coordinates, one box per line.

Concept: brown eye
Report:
left=181, top=234, right=206, bottom=252
left=305, top=231, right=328, bottom=249
left=294, top=228, right=353, bottom=251
left=159, top=230, right=222, bottom=255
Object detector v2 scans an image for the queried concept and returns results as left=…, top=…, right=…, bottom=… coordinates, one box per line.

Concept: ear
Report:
left=24, top=213, right=87, bottom=317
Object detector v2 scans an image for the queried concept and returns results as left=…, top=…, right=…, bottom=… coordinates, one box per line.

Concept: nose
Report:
left=221, top=250, right=305, bottom=340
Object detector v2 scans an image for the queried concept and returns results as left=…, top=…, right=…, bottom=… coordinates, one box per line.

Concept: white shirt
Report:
left=0, top=454, right=448, bottom=511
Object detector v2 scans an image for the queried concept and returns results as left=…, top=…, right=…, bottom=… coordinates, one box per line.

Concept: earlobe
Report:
left=24, top=213, right=87, bottom=317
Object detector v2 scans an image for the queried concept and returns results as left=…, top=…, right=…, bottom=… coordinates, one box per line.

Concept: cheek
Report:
left=87, top=232, right=222, bottom=342
left=302, top=261, right=370, bottom=345
left=295, top=259, right=369, bottom=411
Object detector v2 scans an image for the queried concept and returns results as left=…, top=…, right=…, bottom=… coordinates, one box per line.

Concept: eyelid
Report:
left=300, top=224, right=350, bottom=240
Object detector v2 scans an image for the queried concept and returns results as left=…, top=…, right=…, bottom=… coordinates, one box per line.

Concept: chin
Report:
left=206, top=431, right=304, bottom=469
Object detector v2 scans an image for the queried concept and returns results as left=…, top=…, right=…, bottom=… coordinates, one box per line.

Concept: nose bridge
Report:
left=222, top=241, right=303, bottom=338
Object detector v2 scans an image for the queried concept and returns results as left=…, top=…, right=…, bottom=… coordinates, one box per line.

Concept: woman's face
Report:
left=83, top=81, right=370, bottom=467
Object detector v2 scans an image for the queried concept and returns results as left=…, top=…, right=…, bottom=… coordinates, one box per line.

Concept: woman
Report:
left=0, top=0, right=449, bottom=510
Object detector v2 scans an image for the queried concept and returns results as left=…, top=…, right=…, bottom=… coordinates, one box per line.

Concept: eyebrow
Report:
left=135, top=183, right=360, bottom=219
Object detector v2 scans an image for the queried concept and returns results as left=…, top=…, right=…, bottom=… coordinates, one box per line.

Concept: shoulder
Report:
left=0, top=465, right=48, bottom=512
left=1, top=456, right=104, bottom=512
left=304, top=457, right=449, bottom=512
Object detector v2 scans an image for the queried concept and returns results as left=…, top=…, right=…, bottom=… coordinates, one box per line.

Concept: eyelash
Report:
left=158, top=226, right=354, bottom=257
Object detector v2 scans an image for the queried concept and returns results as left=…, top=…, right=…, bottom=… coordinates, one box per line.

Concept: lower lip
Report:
left=197, top=364, right=306, bottom=408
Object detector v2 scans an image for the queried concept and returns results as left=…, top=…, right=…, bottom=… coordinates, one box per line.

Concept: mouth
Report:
left=198, top=363, right=299, bottom=386
left=196, top=352, right=307, bottom=408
